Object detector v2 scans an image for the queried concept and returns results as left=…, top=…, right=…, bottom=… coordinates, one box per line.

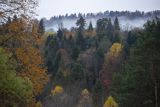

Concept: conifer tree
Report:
left=88, top=21, right=93, bottom=31
left=38, top=19, right=45, bottom=35
left=114, top=17, right=120, bottom=30
left=76, top=16, right=86, bottom=50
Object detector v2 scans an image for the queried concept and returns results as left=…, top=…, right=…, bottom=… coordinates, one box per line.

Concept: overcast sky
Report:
left=37, top=0, right=160, bottom=19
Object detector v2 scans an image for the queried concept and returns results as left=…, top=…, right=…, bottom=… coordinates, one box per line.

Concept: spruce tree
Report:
left=113, top=17, right=121, bottom=43
left=76, top=16, right=86, bottom=50
left=88, top=21, right=93, bottom=31
left=111, top=18, right=160, bottom=107
left=114, top=17, right=120, bottom=30
left=38, top=19, right=45, bottom=35
left=107, top=18, right=114, bottom=41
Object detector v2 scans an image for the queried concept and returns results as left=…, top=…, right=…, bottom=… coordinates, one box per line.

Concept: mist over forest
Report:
left=44, top=10, right=160, bottom=31
left=1, top=1, right=160, bottom=107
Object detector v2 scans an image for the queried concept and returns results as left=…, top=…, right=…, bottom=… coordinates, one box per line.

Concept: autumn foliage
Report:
left=77, top=89, right=93, bottom=107
left=7, top=18, right=49, bottom=96
left=81, top=89, right=90, bottom=97
left=16, top=46, right=49, bottom=96
left=0, top=1, right=49, bottom=107
left=103, top=96, right=118, bottom=107
left=101, top=43, right=123, bottom=93
left=0, top=16, right=49, bottom=107
left=51, top=86, right=64, bottom=95
left=106, top=43, right=123, bottom=58
left=0, top=48, right=33, bottom=107
left=35, top=101, right=42, bottom=107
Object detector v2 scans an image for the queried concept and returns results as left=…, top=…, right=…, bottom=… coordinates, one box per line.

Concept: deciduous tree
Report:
left=103, top=96, right=118, bottom=107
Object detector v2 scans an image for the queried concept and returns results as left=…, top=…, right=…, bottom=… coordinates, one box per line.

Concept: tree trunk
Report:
left=150, top=62, right=158, bottom=107
left=155, top=82, right=158, bottom=107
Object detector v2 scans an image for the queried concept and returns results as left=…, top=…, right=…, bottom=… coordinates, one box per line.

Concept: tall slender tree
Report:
left=106, top=18, right=114, bottom=41
left=114, top=17, right=120, bottom=31
left=88, top=21, right=93, bottom=31
left=76, top=16, right=86, bottom=50
left=76, top=16, right=86, bottom=30
left=38, top=19, right=45, bottom=35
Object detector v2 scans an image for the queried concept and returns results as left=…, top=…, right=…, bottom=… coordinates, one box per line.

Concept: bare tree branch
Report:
left=0, top=0, right=38, bottom=23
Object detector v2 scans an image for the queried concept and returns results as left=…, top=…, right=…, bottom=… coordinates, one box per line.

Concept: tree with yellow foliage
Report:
left=51, top=86, right=63, bottom=95
left=103, top=96, right=118, bottom=107
left=77, top=89, right=93, bottom=107
left=101, top=43, right=124, bottom=93
left=35, top=101, right=42, bottom=107
left=81, top=89, right=90, bottom=97
left=107, top=43, right=123, bottom=58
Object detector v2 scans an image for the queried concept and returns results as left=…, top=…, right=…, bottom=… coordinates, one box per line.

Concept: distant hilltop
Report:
left=43, top=10, right=160, bottom=31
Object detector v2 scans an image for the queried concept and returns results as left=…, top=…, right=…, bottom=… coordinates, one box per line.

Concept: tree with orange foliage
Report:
left=0, top=1, right=49, bottom=107
left=0, top=48, right=34, bottom=107
left=16, top=45, right=49, bottom=96
left=19, top=20, right=49, bottom=96
left=0, top=13, right=49, bottom=97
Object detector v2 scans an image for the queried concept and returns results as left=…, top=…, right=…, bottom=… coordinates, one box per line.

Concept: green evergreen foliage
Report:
left=76, top=16, right=86, bottom=30
left=13, top=15, right=18, bottom=22
left=70, top=61, right=85, bottom=82
left=106, top=18, right=114, bottom=41
left=96, top=18, right=108, bottom=41
left=113, top=17, right=121, bottom=43
left=111, top=18, right=160, bottom=107
left=114, top=17, right=120, bottom=31
left=7, top=17, right=11, bottom=25
left=38, top=11, right=160, bottom=107
left=93, top=79, right=105, bottom=107
left=71, top=45, right=80, bottom=60
left=76, top=31, right=85, bottom=50
left=76, top=16, right=86, bottom=50
left=113, top=33, right=121, bottom=43
left=38, top=19, right=45, bottom=35
left=88, top=21, right=93, bottom=31
left=57, top=29, right=64, bottom=40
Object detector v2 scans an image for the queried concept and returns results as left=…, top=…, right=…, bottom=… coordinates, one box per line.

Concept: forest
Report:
left=0, top=0, right=160, bottom=107
left=44, top=10, right=160, bottom=31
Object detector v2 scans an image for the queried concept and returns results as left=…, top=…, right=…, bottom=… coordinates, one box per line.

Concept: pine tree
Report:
left=7, top=17, right=11, bottom=24
left=107, top=18, right=114, bottom=41
left=13, top=15, right=18, bottom=22
left=88, top=21, right=93, bottom=31
left=111, top=18, right=160, bottom=107
left=76, top=16, right=86, bottom=30
left=38, top=19, right=45, bottom=35
left=76, top=16, right=86, bottom=50
left=96, top=18, right=108, bottom=41
left=113, top=17, right=121, bottom=43
left=114, top=17, right=120, bottom=30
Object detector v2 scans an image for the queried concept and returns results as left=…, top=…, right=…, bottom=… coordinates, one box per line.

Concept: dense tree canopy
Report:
left=1, top=1, right=160, bottom=107
left=111, top=18, right=160, bottom=107
left=0, top=48, right=33, bottom=107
